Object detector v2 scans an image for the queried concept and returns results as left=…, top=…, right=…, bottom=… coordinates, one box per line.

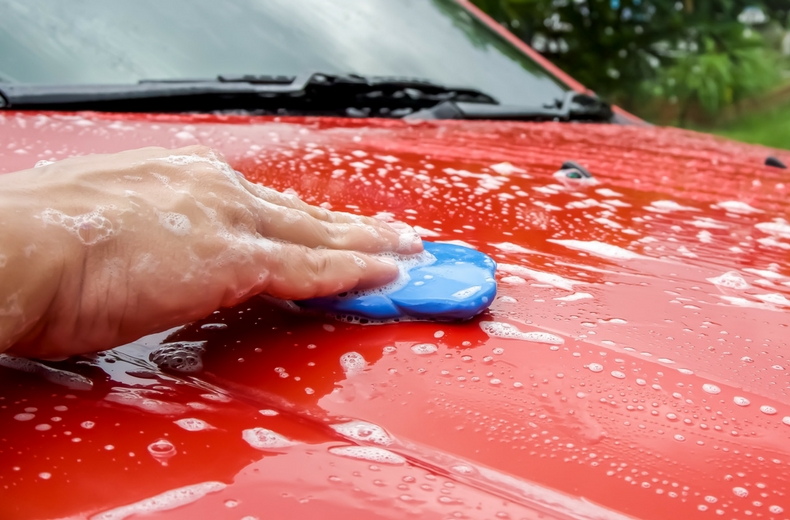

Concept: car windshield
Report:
left=0, top=0, right=568, bottom=107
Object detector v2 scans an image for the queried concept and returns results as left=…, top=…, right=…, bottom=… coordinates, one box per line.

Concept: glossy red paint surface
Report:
left=1, top=111, right=789, bottom=520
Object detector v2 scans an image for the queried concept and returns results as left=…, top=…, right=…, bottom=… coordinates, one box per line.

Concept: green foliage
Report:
left=473, top=0, right=784, bottom=124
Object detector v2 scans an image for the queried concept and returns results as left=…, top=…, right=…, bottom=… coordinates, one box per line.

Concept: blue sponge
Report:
left=297, top=241, right=497, bottom=321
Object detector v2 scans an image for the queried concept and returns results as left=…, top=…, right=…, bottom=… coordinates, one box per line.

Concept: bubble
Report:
left=147, top=439, right=177, bottom=466
left=328, top=446, right=406, bottom=465
left=760, top=405, right=777, bottom=415
left=330, top=421, right=393, bottom=446
left=242, top=428, right=297, bottom=450
left=149, top=341, right=207, bottom=373
left=732, top=487, right=748, bottom=498
left=733, top=396, right=750, bottom=406
left=706, top=271, right=749, bottom=290
left=340, top=352, right=366, bottom=376
left=588, top=363, right=604, bottom=373
left=173, top=418, right=213, bottom=431
left=702, top=384, right=721, bottom=394
left=411, top=343, right=438, bottom=355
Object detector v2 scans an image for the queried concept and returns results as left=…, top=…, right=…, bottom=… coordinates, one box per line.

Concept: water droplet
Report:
left=588, top=363, right=604, bottom=373
left=732, top=487, right=748, bottom=498
left=769, top=505, right=784, bottom=514
left=733, top=396, right=750, bottom=406
left=782, top=416, right=790, bottom=426
left=674, top=434, right=685, bottom=442
left=702, top=384, right=721, bottom=394
left=760, top=405, right=777, bottom=415
left=610, top=371, right=625, bottom=379
left=14, top=413, right=35, bottom=421
left=411, top=343, right=438, bottom=355
left=340, top=352, right=366, bottom=375
left=147, top=439, right=177, bottom=466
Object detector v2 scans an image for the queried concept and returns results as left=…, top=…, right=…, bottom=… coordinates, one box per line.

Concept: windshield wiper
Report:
left=405, top=91, right=613, bottom=123
left=0, top=73, right=612, bottom=123
left=0, top=73, right=496, bottom=117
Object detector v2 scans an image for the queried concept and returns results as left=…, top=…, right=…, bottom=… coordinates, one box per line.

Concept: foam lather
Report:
left=297, top=241, right=497, bottom=320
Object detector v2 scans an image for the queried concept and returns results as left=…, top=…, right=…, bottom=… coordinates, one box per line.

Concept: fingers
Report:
left=244, top=197, right=416, bottom=254
left=251, top=241, right=399, bottom=300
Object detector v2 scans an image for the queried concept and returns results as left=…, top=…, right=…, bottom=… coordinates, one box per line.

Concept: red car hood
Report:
left=1, top=112, right=789, bottom=520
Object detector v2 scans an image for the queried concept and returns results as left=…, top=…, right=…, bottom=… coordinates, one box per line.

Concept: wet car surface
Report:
left=1, top=111, right=789, bottom=519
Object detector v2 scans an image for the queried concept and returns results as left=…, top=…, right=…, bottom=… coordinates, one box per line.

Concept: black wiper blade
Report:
left=0, top=72, right=497, bottom=116
left=406, top=91, right=613, bottom=123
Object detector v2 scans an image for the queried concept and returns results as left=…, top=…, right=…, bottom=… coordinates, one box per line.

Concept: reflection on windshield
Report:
left=0, top=0, right=567, bottom=106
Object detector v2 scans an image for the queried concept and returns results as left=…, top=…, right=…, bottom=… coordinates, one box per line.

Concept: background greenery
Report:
left=473, top=0, right=790, bottom=149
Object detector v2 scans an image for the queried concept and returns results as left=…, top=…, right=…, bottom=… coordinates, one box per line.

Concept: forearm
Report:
left=0, top=171, right=70, bottom=354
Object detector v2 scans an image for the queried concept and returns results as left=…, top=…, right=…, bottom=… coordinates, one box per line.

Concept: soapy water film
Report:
left=0, top=114, right=789, bottom=519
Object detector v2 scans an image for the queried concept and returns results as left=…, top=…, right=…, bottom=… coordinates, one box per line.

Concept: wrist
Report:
left=0, top=171, right=77, bottom=353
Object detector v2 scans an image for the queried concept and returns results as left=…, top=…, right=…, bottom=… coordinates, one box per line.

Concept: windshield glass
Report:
left=0, top=0, right=567, bottom=106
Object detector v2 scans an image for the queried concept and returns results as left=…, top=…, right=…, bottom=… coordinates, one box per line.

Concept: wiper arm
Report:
left=406, top=91, right=613, bottom=123
left=0, top=72, right=497, bottom=116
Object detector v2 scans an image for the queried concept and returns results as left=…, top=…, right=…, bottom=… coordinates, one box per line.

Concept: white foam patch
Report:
left=754, top=293, right=790, bottom=306
left=330, top=421, right=393, bottom=445
left=756, top=219, right=790, bottom=239
left=328, top=446, right=406, bottom=465
left=688, top=217, right=728, bottom=229
left=412, top=226, right=440, bottom=237
left=498, top=264, right=581, bottom=291
left=480, top=321, right=564, bottom=345
left=90, top=481, right=226, bottom=520
left=647, top=200, right=699, bottom=212
left=554, top=292, right=593, bottom=302
left=548, top=239, right=646, bottom=260
left=0, top=355, right=93, bottom=391
left=491, top=242, right=537, bottom=254
left=173, top=418, right=214, bottom=431
left=712, top=201, right=763, bottom=214
left=437, top=239, right=476, bottom=249
left=490, top=162, right=527, bottom=175
left=707, top=271, right=749, bottom=290
left=242, top=427, right=297, bottom=450
left=157, top=211, right=191, bottom=236
left=595, top=188, right=623, bottom=197
left=40, top=208, right=114, bottom=245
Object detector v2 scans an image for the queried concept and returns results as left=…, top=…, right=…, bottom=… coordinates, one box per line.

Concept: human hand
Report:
left=0, top=146, right=422, bottom=358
